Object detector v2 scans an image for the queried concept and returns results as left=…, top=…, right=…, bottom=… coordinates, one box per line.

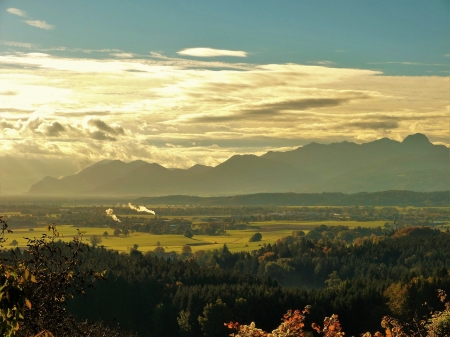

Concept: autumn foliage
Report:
left=226, top=290, right=450, bottom=337
left=226, top=306, right=345, bottom=337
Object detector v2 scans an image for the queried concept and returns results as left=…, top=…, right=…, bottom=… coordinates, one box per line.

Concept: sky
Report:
left=0, top=0, right=448, bottom=172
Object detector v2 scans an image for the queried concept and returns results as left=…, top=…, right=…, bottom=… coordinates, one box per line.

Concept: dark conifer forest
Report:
left=30, top=227, right=448, bottom=336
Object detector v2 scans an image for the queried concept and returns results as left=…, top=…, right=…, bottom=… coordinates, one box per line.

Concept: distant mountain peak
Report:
left=402, top=133, right=431, bottom=145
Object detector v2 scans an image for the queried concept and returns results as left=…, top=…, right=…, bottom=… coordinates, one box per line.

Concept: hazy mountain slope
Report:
left=0, top=157, right=78, bottom=195
left=27, top=133, right=450, bottom=197
left=83, top=163, right=186, bottom=196
left=28, top=160, right=148, bottom=196
left=310, top=154, right=449, bottom=193
left=184, top=154, right=315, bottom=195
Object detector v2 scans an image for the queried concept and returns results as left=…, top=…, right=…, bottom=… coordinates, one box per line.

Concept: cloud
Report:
left=23, top=117, right=45, bottom=131
left=89, top=131, right=117, bottom=141
left=0, top=50, right=254, bottom=72
left=369, top=61, right=446, bottom=67
left=24, top=20, right=54, bottom=30
left=87, top=118, right=124, bottom=136
left=7, top=8, right=27, bottom=17
left=42, top=121, right=66, bottom=136
left=5, top=8, right=54, bottom=31
left=344, top=121, right=399, bottom=130
left=0, top=90, right=17, bottom=96
left=177, top=48, right=247, bottom=58
left=170, top=95, right=371, bottom=123
left=244, top=95, right=368, bottom=115
left=0, top=120, right=14, bottom=130
left=112, top=53, right=134, bottom=58
left=0, top=49, right=447, bottom=169
left=1, top=115, right=127, bottom=142
left=0, top=40, right=35, bottom=48
left=315, top=61, right=335, bottom=65
left=83, top=118, right=125, bottom=141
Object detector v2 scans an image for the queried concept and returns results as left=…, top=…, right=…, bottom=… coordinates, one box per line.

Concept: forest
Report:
left=135, top=190, right=450, bottom=207
left=1, top=218, right=449, bottom=336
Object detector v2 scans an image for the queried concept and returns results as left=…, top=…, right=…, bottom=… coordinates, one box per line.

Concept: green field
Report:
left=3, top=225, right=295, bottom=253
left=3, top=219, right=386, bottom=254
left=250, top=220, right=385, bottom=228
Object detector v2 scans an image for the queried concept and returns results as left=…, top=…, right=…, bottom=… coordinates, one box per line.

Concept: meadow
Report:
left=4, top=219, right=386, bottom=254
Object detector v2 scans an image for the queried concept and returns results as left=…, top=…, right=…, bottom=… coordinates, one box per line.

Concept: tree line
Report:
left=62, top=227, right=450, bottom=336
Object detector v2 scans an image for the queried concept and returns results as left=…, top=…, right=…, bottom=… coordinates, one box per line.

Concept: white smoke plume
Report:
left=128, top=203, right=155, bottom=215
left=106, top=208, right=121, bottom=222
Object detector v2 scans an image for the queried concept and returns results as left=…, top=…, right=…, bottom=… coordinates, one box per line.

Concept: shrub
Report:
left=181, top=245, right=192, bottom=255
left=184, top=230, right=193, bottom=238
left=153, top=246, right=165, bottom=255
left=249, top=233, right=262, bottom=242
left=0, top=218, right=121, bottom=336
left=90, top=235, right=102, bottom=247
left=292, top=230, right=305, bottom=237
left=427, top=311, right=450, bottom=337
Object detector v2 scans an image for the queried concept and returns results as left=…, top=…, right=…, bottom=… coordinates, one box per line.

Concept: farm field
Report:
left=3, top=225, right=297, bottom=253
left=249, top=220, right=386, bottom=229
left=3, top=219, right=386, bottom=254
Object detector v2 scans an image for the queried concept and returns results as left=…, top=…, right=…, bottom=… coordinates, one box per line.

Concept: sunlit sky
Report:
left=0, top=0, right=448, bottom=170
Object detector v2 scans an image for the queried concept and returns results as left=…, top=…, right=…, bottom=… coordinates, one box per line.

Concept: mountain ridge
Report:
left=26, top=133, right=450, bottom=197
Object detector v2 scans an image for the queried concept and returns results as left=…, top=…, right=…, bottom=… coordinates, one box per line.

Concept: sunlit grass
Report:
left=251, top=220, right=385, bottom=228
left=3, top=219, right=385, bottom=254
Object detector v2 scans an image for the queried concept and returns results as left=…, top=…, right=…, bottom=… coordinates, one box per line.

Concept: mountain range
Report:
left=27, top=133, right=449, bottom=197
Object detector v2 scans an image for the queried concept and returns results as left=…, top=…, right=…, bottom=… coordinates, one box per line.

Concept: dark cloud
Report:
left=185, top=95, right=370, bottom=123
left=88, top=118, right=124, bottom=135
left=345, top=121, right=399, bottom=129
left=44, top=121, right=66, bottom=136
left=243, top=97, right=361, bottom=116
left=0, top=120, right=14, bottom=129
left=89, top=131, right=117, bottom=141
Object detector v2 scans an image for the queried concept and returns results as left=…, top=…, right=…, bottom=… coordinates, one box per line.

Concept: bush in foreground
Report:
left=0, top=217, right=137, bottom=337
